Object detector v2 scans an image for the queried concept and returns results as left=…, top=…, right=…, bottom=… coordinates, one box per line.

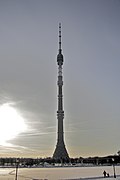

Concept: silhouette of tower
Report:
left=53, top=23, right=69, bottom=159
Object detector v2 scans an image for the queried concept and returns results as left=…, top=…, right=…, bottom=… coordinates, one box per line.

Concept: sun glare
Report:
left=0, top=103, right=27, bottom=146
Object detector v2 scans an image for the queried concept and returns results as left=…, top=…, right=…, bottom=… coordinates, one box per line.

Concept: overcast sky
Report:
left=0, top=0, right=120, bottom=158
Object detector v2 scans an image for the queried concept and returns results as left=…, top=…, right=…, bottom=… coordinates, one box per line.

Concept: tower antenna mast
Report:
left=59, top=23, right=62, bottom=53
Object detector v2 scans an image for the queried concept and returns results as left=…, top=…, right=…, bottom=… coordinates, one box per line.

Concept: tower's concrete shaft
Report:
left=53, top=24, right=69, bottom=160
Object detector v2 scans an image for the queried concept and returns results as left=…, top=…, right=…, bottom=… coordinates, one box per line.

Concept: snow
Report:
left=0, top=166, right=120, bottom=180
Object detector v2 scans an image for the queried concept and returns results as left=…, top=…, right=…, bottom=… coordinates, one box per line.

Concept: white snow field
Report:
left=0, top=166, right=120, bottom=180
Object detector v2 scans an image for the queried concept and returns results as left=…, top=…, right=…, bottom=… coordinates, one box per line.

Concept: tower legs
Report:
left=53, top=142, right=69, bottom=159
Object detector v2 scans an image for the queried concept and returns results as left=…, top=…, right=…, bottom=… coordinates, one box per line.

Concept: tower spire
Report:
left=59, top=23, right=62, bottom=54
left=57, top=23, right=63, bottom=66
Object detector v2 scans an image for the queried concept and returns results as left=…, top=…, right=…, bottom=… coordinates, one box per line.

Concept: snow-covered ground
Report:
left=0, top=166, right=120, bottom=180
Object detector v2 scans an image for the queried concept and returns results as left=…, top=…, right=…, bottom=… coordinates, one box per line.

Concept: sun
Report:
left=0, top=103, right=27, bottom=146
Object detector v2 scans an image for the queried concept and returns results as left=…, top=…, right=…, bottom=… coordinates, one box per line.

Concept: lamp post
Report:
left=112, top=158, right=116, bottom=178
left=15, top=158, right=19, bottom=180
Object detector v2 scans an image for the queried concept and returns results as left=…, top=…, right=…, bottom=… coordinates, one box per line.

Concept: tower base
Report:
left=53, top=142, right=69, bottom=159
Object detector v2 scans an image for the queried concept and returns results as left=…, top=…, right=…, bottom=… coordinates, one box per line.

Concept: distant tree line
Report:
left=0, top=155, right=120, bottom=167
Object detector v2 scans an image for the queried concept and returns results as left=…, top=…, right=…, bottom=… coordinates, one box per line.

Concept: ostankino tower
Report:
left=53, top=24, right=69, bottom=160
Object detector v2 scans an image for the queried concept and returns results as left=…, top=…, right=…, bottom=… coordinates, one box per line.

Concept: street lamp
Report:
left=112, top=158, right=116, bottom=178
left=15, top=158, right=19, bottom=180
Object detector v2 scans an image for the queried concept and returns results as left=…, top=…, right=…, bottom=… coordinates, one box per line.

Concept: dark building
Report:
left=53, top=24, right=69, bottom=160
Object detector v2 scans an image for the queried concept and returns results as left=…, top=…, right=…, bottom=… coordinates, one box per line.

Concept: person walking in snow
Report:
left=103, top=170, right=107, bottom=178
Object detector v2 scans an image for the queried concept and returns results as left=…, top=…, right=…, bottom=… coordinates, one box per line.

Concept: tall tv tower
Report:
left=53, top=24, right=69, bottom=159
